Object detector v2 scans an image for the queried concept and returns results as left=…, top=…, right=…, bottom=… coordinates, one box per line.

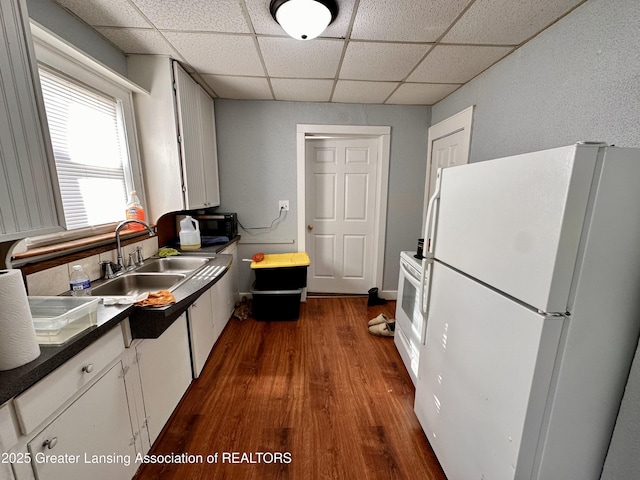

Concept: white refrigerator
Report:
left=414, top=144, right=640, bottom=480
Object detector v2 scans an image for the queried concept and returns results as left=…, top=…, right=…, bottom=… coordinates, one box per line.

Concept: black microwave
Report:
left=194, top=213, right=238, bottom=238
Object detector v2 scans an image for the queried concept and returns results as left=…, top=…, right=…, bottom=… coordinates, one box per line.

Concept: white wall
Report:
left=214, top=100, right=431, bottom=293
left=433, top=0, right=640, bottom=160
left=430, top=0, right=640, bottom=477
left=26, top=0, right=127, bottom=76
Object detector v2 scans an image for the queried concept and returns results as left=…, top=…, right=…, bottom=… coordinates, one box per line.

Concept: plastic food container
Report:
left=250, top=252, right=310, bottom=290
left=28, top=296, right=99, bottom=345
left=250, top=283, right=303, bottom=321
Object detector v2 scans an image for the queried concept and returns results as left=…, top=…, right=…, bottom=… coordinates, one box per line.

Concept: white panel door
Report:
left=431, top=145, right=598, bottom=313
left=422, top=106, right=474, bottom=234
left=415, top=263, right=563, bottom=480
left=427, top=129, right=467, bottom=205
left=306, top=137, right=378, bottom=293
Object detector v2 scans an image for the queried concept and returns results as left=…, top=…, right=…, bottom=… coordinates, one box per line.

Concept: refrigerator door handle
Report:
left=419, top=257, right=434, bottom=318
left=420, top=169, right=442, bottom=316
left=424, top=168, right=443, bottom=255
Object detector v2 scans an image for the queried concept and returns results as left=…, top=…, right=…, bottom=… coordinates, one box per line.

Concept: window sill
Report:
left=12, top=227, right=156, bottom=274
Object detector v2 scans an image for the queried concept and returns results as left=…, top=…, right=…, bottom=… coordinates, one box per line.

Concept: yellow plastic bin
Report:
left=251, top=252, right=310, bottom=290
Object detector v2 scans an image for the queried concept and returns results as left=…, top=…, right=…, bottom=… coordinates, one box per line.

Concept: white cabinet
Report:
left=128, top=55, right=220, bottom=222
left=0, top=0, right=64, bottom=241
left=28, top=361, right=137, bottom=480
left=219, top=243, right=239, bottom=309
left=0, top=403, right=17, bottom=480
left=120, top=346, right=151, bottom=456
left=187, top=288, right=216, bottom=378
left=135, top=314, right=192, bottom=445
left=212, top=267, right=234, bottom=340
left=187, top=256, right=237, bottom=378
left=188, top=272, right=234, bottom=378
left=7, top=326, right=134, bottom=480
left=173, top=64, right=220, bottom=210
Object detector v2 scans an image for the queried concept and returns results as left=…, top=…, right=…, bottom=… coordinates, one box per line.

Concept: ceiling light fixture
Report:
left=270, top=0, right=338, bottom=41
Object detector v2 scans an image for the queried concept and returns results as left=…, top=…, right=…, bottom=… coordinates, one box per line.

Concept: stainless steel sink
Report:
left=91, top=273, right=186, bottom=297
left=135, top=256, right=209, bottom=273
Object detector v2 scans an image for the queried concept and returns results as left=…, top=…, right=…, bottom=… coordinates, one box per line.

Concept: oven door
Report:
left=395, top=254, right=425, bottom=384
left=396, top=256, right=423, bottom=336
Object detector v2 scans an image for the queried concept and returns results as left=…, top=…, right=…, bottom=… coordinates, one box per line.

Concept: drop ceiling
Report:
left=51, top=0, right=586, bottom=105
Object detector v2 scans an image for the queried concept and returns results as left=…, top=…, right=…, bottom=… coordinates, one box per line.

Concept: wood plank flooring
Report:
left=133, top=297, right=447, bottom=480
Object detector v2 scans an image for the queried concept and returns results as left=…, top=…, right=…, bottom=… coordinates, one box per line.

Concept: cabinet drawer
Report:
left=14, top=327, right=125, bottom=435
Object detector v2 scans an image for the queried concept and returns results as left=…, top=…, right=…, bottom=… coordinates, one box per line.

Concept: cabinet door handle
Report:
left=82, top=364, right=94, bottom=373
left=42, top=437, right=58, bottom=449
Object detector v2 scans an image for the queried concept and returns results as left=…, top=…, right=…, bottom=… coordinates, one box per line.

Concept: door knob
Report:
left=307, top=224, right=313, bottom=231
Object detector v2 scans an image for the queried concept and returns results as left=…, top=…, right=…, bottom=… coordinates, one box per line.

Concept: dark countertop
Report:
left=0, top=238, right=238, bottom=406
left=0, top=303, right=132, bottom=405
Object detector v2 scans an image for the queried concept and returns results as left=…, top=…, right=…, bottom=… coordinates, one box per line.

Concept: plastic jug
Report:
left=179, top=216, right=201, bottom=250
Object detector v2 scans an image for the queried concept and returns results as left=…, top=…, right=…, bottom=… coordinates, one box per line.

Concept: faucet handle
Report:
left=126, top=252, right=137, bottom=271
left=100, top=261, right=117, bottom=279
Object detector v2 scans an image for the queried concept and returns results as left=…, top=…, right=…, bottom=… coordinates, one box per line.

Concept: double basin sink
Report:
left=91, top=256, right=213, bottom=297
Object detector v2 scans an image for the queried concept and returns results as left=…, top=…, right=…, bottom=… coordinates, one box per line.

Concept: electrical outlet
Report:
left=279, top=200, right=290, bottom=211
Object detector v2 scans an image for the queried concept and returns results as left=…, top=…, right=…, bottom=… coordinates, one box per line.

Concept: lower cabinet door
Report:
left=187, top=287, right=216, bottom=378
left=136, top=315, right=192, bottom=445
left=28, top=361, right=137, bottom=480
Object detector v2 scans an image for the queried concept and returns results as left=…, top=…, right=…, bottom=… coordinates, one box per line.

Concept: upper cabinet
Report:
left=128, top=55, right=220, bottom=223
left=0, top=0, right=64, bottom=241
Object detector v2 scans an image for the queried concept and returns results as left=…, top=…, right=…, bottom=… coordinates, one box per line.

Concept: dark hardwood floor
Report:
left=134, top=297, right=447, bottom=480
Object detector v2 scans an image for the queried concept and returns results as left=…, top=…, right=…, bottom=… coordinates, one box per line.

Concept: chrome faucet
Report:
left=115, top=219, right=154, bottom=272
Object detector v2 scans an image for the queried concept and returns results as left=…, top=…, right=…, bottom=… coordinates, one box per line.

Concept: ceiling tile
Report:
left=201, top=75, right=273, bottom=100
left=163, top=32, right=264, bottom=76
left=246, top=0, right=357, bottom=38
left=54, top=0, right=150, bottom=28
left=408, top=45, right=513, bottom=83
left=132, top=0, right=250, bottom=33
left=386, top=83, right=460, bottom=105
left=351, top=0, right=470, bottom=42
left=271, top=79, right=335, bottom=102
left=332, top=80, right=398, bottom=104
left=340, top=41, right=429, bottom=81
left=50, top=0, right=584, bottom=106
left=96, top=27, right=176, bottom=55
left=443, top=0, right=584, bottom=45
left=259, top=38, right=344, bottom=78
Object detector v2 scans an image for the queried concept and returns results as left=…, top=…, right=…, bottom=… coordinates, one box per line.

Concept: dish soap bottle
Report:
left=70, top=265, right=91, bottom=296
left=125, top=190, right=146, bottom=231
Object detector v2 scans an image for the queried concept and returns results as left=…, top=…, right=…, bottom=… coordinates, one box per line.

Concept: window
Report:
left=38, top=67, right=132, bottom=230
left=15, top=23, right=147, bottom=250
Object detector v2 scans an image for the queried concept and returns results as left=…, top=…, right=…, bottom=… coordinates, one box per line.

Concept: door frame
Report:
left=296, top=124, right=391, bottom=294
left=422, top=106, right=475, bottom=232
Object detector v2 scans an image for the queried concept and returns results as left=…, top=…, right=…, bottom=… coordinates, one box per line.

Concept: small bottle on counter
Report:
left=70, top=265, right=91, bottom=296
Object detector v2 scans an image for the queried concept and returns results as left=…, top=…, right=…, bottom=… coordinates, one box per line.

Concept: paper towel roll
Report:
left=0, top=269, right=40, bottom=371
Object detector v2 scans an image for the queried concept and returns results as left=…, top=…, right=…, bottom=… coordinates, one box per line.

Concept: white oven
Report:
left=394, top=251, right=425, bottom=385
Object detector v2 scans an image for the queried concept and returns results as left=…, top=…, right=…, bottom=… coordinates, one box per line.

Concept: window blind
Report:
left=38, top=67, right=130, bottom=230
